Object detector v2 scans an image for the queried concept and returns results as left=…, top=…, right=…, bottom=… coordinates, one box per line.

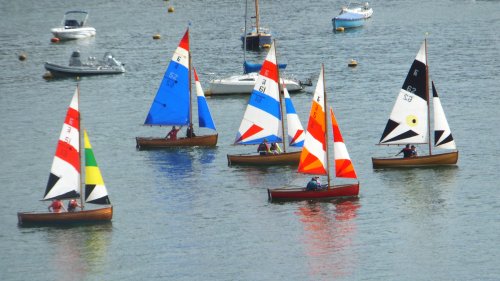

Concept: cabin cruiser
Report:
left=45, top=50, right=125, bottom=77
left=51, top=11, right=96, bottom=40
left=208, top=72, right=304, bottom=95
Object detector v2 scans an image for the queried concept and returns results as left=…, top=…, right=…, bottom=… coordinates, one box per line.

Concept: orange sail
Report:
left=298, top=67, right=327, bottom=175
left=330, top=107, right=357, bottom=179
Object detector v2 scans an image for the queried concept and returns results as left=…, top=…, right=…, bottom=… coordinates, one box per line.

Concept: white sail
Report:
left=432, top=81, right=456, bottom=149
left=43, top=88, right=81, bottom=200
left=379, top=41, right=429, bottom=145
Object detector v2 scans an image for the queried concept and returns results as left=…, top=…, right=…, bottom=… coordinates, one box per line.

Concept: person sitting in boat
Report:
left=396, top=144, right=412, bottom=158
left=410, top=145, right=418, bottom=157
left=306, top=176, right=321, bottom=191
left=67, top=199, right=82, bottom=212
left=48, top=199, right=66, bottom=213
left=270, top=142, right=282, bottom=154
left=166, top=126, right=180, bottom=140
left=186, top=124, right=196, bottom=138
left=257, top=139, right=270, bottom=155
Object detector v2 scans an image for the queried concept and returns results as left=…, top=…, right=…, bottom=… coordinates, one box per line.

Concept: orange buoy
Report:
left=51, top=37, right=60, bottom=43
left=153, top=34, right=161, bottom=40
left=168, top=6, right=174, bottom=12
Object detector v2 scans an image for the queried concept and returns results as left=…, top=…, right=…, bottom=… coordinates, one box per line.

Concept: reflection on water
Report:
left=296, top=200, right=360, bottom=280
left=43, top=223, right=112, bottom=281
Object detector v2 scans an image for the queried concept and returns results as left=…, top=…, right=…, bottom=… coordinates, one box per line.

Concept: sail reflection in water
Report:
left=296, top=200, right=360, bottom=279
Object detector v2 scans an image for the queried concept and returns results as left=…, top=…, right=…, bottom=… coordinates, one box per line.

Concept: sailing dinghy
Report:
left=227, top=41, right=305, bottom=166
left=268, top=65, right=359, bottom=201
left=372, top=39, right=458, bottom=168
left=18, top=87, right=112, bottom=225
left=136, top=29, right=218, bottom=149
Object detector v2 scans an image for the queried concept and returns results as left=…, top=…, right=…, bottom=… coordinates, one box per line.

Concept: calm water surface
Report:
left=1, top=0, right=499, bottom=280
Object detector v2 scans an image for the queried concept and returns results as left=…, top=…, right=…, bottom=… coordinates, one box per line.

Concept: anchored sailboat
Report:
left=136, top=29, right=217, bottom=149
left=242, top=0, right=272, bottom=50
left=268, top=65, right=359, bottom=201
left=372, top=39, right=458, bottom=168
left=227, top=41, right=305, bottom=165
left=18, top=86, right=112, bottom=225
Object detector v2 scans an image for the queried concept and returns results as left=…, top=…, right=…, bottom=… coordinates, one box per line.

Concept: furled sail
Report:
left=235, top=41, right=282, bottom=145
left=432, top=81, right=456, bottom=149
left=379, top=41, right=429, bottom=145
left=44, top=88, right=81, bottom=200
left=144, top=30, right=190, bottom=126
left=298, top=66, right=327, bottom=175
left=193, top=67, right=216, bottom=131
left=84, top=130, right=110, bottom=205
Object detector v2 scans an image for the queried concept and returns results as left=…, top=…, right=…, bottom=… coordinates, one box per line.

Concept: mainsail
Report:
left=44, top=88, right=81, bottom=200
left=84, top=130, right=110, bottom=205
left=330, top=108, right=357, bottom=179
left=284, top=86, right=305, bottom=147
left=379, top=41, right=429, bottom=145
left=298, top=66, right=327, bottom=175
left=235, top=41, right=282, bottom=145
left=144, top=30, right=190, bottom=126
left=432, top=81, right=456, bottom=149
left=193, top=67, right=216, bottom=131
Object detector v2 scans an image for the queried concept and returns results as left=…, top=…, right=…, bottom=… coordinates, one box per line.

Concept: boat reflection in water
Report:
left=45, top=224, right=112, bottom=280
left=296, top=200, right=360, bottom=279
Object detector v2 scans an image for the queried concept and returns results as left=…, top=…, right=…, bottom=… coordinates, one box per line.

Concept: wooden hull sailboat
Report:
left=372, top=39, right=458, bottom=168
left=268, top=65, right=360, bottom=201
left=229, top=41, right=305, bottom=167
left=137, top=29, right=218, bottom=148
left=18, top=207, right=112, bottom=226
left=17, top=87, right=112, bottom=226
left=268, top=183, right=359, bottom=201
left=372, top=151, right=458, bottom=168
left=227, top=151, right=301, bottom=166
left=136, top=134, right=218, bottom=150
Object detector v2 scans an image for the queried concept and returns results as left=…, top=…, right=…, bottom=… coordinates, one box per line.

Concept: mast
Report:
left=274, top=40, right=287, bottom=153
left=323, top=64, right=331, bottom=189
left=188, top=28, right=193, bottom=129
left=244, top=0, right=248, bottom=61
left=255, top=0, right=260, bottom=34
left=425, top=38, right=432, bottom=155
left=77, top=82, right=84, bottom=208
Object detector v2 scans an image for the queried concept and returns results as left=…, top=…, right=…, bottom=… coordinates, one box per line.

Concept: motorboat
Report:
left=45, top=50, right=125, bottom=77
left=51, top=11, right=96, bottom=40
left=332, top=2, right=373, bottom=30
left=207, top=72, right=303, bottom=95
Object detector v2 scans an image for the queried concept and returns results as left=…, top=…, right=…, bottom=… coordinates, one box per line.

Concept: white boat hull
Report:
left=51, top=27, right=96, bottom=40
left=208, top=73, right=303, bottom=95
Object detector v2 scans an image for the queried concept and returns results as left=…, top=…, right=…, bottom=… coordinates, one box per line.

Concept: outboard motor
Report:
left=69, top=51, right=82, bottom=66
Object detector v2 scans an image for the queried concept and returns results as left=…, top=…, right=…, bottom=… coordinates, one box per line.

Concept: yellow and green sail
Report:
left=84, top=130, right=110, bottom=205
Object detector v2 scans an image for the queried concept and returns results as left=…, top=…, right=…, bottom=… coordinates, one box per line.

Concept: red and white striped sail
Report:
left=298, top=66, right=327, bottom=175
left=43, top=88, right=81, bottom=200
left=330, top=108, right=357, bottom=179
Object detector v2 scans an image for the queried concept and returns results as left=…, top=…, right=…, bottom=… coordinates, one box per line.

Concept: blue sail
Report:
left=145, top=31, right=190, bottom=126
left=194, top=68, right=216, bottom=131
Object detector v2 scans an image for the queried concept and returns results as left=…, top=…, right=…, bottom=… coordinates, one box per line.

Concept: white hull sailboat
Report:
left=372, top=39, right=458, bottom=168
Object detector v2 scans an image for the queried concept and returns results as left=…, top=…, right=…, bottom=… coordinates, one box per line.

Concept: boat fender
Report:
left=336, top=27, right=345, bottom=32
left=51, top=37, right=60, bottom=43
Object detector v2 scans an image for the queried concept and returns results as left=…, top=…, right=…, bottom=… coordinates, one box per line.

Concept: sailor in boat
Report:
left=270, top=142, right=282, bottom=154
left=166, top=126, right=180, bottom=140
left=186, top=124, right=196, bottom=138
left=48, top=199, right=66, bottom=213
left=257, top=139, right=271, bottom=155
left=395, top=144, right=412, bottom=158
left=410, top=145, right=418, bottom=157
left=67, top=199, right=82, bottom=212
